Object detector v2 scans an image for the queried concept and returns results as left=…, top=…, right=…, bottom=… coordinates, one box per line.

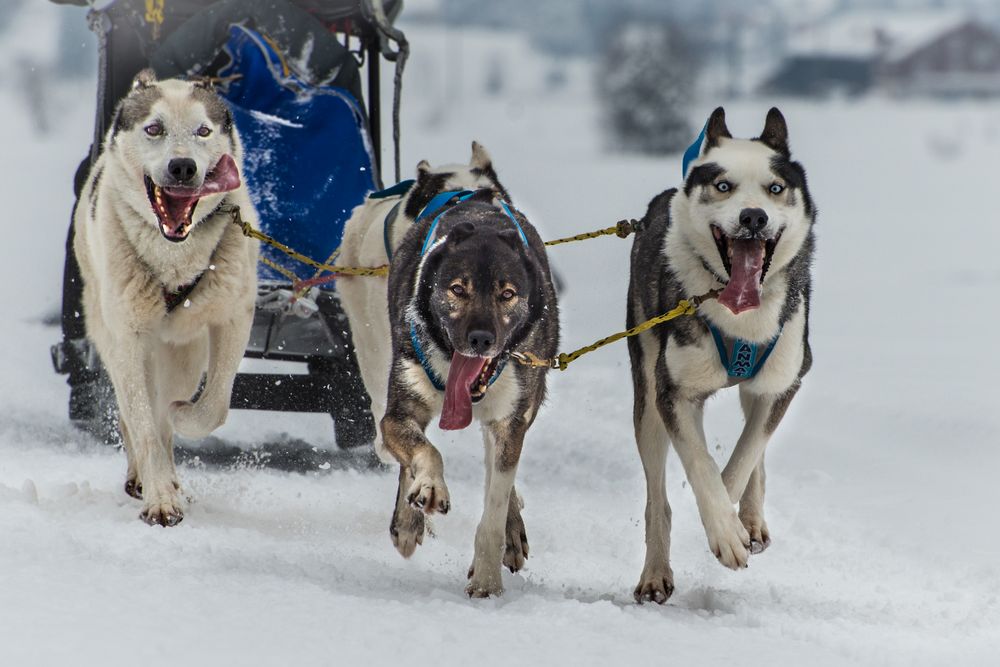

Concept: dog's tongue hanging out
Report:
left=718, top=239, right=765, bottom=314
left=440, top=353, right=488, bottom=430
left=157, top=155, right=241, bottom=239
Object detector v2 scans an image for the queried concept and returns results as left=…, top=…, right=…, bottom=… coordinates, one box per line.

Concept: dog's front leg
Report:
left=720, top=385, right=798, bottom=552
left=466, top=417, right=526, bottom=598
left=658, top=396, right=751, bottom=569
left=171, top=311, right=253, bottom=438
left=103, top=336, right=183, bottom=525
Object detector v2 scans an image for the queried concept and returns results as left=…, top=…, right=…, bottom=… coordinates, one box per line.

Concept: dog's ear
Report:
left=446, top=222, right=476, bottom=247
left=416, top=159, right=431, bottom=177
left=470, top=141, right=492, bottom=170
left=758, top=107, right=789, bottom=155
left=496, top=228, right=523, bottom=252
left=132, top=68, right=157, bottom=90
left=705, top=106, right=731, bottom=149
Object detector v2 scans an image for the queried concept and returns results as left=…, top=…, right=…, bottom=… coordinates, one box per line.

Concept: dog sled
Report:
left=49, top=0, right=407, bottom=451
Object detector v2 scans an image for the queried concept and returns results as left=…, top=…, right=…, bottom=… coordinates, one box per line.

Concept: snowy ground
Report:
left=2, top=5, right=999, bottom=666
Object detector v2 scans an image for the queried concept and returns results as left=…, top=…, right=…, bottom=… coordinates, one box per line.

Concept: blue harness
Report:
left=405, top=190, right=529, bottom=391
left=706, top=321, right=782, bottom=381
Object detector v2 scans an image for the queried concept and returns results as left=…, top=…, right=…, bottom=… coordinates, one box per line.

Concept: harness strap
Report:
left=707, top=321, right=783, bottom=380
left=419, top=191, right=476, bottom=255
left=410, top=322, right=445, bottom=391
left=163, top=273, right=204, bottom=313
left=382, top=201, right=402, bottom=261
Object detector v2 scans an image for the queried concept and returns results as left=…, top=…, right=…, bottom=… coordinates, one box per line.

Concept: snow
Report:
left=3, top=7, right=1000, bottom=667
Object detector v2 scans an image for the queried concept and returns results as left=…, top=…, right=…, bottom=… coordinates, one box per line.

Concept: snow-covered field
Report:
left=2, top=5, right=999, bottom=665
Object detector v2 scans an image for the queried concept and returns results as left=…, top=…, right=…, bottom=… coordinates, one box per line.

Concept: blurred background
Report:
left=1, top=2, right=998, bottom=662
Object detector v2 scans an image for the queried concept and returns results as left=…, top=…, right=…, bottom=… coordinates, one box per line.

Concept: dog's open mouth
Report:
left=144, top=154, right=241, bottom=242
left=711, top=225, right=780, bottom=315
left=439, top=353, right=501, bottom=430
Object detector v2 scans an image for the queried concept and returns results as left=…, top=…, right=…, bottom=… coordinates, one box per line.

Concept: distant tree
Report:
left=597, top=20, right=695, bottom=154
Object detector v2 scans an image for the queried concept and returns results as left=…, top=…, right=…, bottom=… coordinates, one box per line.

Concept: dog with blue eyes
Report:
left=626, top=107, right=816, bottom=603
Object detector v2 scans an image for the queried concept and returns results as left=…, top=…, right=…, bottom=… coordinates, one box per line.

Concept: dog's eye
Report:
left=196, top=125, right=212, bottom=138
left=499, top=289, right=516, bottom=301
left=715, top=181, right=731, bottom=193
left=769, top=183, right=785, bottom=195
left=144, top=122, right=163, bottom=137
left=449, top=284, right=466, bottom=297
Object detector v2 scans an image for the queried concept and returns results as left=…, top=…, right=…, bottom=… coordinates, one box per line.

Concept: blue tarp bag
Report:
left=216, top=25, right=378, bottom=283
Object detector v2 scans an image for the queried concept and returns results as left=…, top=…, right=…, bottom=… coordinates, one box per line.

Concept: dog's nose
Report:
left=467, top=330, right=494, bottom=356
left=739, top=208, right=768, bottom=235
left=167, top=158, right=198, bottom=184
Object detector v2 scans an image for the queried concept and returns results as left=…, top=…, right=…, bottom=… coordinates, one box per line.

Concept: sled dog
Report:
left=627, top=107, right=815, bottom=602
left=74, top=70, right=258, bottom=525
left=340, top=147, right=558, bottom=597
left=338, top=142, right=511, bottom=461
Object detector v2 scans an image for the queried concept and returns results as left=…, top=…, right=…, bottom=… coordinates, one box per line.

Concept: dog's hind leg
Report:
left=389, top=465, right=426, bottom=558
left=738, top=457, right=770, bottom=554
left=502, top=486, right=528, bottom=574
left=466, top=417, right=526, bottom=598
left=633, top=398, right=674, bottom=603
left=120, top=419, right=142, bottom=499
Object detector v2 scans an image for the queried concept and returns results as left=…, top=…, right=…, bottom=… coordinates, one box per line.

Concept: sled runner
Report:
left=50, top=0, right=407, bottom=451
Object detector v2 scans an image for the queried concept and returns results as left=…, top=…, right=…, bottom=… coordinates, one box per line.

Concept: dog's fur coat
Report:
left=74, top=70, right=258, bottom=525
left=627, top=107, right=815, bottom=602
left=339, top=145, right=559, bottom=597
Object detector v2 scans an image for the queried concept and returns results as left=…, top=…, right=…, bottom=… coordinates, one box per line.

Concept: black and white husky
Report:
left=339, top=145, right=559, bottom=597
left=73, top=70, right=258, bottom=525
left=627, top=107, right=815, bottom=602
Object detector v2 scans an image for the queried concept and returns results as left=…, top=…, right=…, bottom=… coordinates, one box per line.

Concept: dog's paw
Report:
left=390, top=502, right=426, bottom=558
left=466, top=565, right=504, bottom=598
left=739, top=510, right=771, bottom=554
left=634, top=563, right=675, bottom=604
left=170, top=400, right=225, bottom=439
left=704, top=509, right=751, bottom=570
left=503, top=512, right=529, bottom=573
left=124, top=477, right=142, bottom=499
left=406, top=473, right=450, bottom=515
left=140, top=500, right=184, bottom=527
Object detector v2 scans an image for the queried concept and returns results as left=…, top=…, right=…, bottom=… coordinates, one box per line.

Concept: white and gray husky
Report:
left=73, top=70, right=258, bottom=526
left=627, top=107, right=815, bottom=602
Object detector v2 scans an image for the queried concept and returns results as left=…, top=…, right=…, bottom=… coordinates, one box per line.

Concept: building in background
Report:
left=761, top=9, right=1000, bottom=98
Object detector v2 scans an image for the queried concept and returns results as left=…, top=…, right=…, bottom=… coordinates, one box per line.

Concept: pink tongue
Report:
left=440, top=353, right=487, bottom=431
left=160, top=155, right=241, bottom=235
left=718, top=239, right=765, bottom=314
left=163, top=154, right=241, bottom=200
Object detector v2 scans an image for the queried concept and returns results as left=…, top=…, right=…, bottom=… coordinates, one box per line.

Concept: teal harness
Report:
left=705, top=321, right=782, bottom=381
left=398, top=188, right=529, bottom=392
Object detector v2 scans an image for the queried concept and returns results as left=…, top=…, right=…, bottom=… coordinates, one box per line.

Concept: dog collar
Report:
left=704, top=320, right=782, bottom=381
left=163, top=273, right=204, bottom=313
left=408, top=321, right=508, bottom=392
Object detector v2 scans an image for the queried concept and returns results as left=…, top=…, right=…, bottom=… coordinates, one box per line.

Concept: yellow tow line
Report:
left=225, top=205, right=715, bottom=371
left=510, top=290, right=718, bottom=371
